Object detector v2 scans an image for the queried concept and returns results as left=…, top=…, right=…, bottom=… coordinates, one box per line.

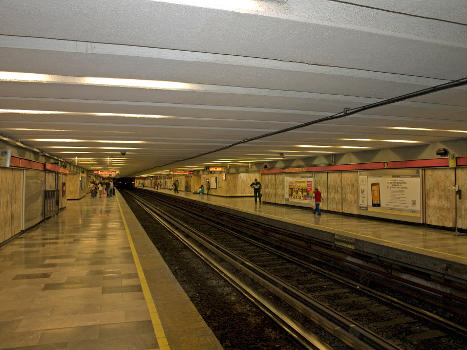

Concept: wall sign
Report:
left=285, top=177, right=314, bottom=202
left=366, top=175, right=421, bottom=215
left=358, top=175, right=368, bottom=208
left=0, top=149, right=11, bottom=167
left=209, top=167, right=224, bottom=172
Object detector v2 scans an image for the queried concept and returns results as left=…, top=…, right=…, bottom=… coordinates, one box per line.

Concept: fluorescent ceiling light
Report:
left=387, top=126, right=467, bottom=134
left=341, top=138, right=420, bottom=143
left=4, top=128, right=70, bottom=132
left=380, top=140, right=420, bottom=143
left=388, top=127, right=434, bottom=131
left=47, top=146, right=90, bottom=149
left=31, top=138, right=81, bottom=142
left=0, top=108, right=173, bottom=119
left=339, top=146, right=371, bottom=149
left=161, top=0, right=258, bottom=11
left=306, top=151, right=334, bottom=154
left=447, top=130, right=467, bottom=133
left=0, top=71, right=192, bottom=91
left=0, top=72, right=49, bottom=82
left=59, top=151, right=92, bottom=154
left=296, top=145, right=332, bottom=148
left=270, top=150, right=301, bottom=153
left=341, top=138, right=374, bottom=141
left=95, top=140, right=145, bottom=144
left=246, top=154, right=276, bottom=156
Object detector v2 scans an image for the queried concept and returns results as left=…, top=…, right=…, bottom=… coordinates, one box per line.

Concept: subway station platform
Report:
left=0, top=193, right=222, bottom=350
left=147, top=188, right=467, bottom=281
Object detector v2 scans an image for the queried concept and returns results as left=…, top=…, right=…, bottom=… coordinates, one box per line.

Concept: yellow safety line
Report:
left=116, top=196, right=171, bottom=350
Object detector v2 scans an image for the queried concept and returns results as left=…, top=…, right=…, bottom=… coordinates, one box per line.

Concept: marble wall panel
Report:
left=275, top=173, right=286, bottom=204
left=191, top=175, right=201, bottom=193
left=66, top=174, right=80, bottom=199
left=24, top=169, right=44, bottom=229
left=341, top=172, right=359, bottom=214
left=456, top=167, right=466, bottom=230
left=10, top=169, right=23, bottom=238
left=327, top=172, right=342, bottom=212
left=425, top=168, right=455, bottom=228
left=58, top=173, right=67, bottom=208
left=0, top=168, right=12, bottom=243
left=261, top=174, right=275, bottom=203
left=45, top=171, right=57, bottom=190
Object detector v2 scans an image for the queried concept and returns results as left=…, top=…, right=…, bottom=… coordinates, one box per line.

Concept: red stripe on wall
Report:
left=10, top=156, right=20, bottom=167
left=388, top=158, right=449, bottom=168
left=260, top=157, right=466, bottom=174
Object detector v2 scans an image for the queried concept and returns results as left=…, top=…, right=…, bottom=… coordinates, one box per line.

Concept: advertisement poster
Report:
left=367, top=176, right=421, bottom=214
left=358, top=176, right=368, bottom=208
left=286, top=178, right=314, bottom=202
left=209, top=176, right=218, bottom=189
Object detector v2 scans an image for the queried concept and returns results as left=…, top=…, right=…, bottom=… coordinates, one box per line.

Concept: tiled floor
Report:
left=152, top=188, right=467, bottom=265
left=0, top=195, right=156, bottom=350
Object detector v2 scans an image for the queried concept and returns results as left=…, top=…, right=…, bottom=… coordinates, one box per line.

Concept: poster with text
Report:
left=286, top=178, right=314, bottom=202
left=367, top=176, right=421, bottom=214
left=359, top=175, right=368, bottom=208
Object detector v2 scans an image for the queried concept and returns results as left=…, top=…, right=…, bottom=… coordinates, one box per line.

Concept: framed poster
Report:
left=366, top=175, right=421, bottom=215
left=285, top=177, right=314, bottom=202
left=359, top=175, right=368, bottom=208
left=209, top=176, right=217, bottom=189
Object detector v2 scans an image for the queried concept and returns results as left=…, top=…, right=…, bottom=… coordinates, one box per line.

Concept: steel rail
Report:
left=126, top=191, right=402, bottom=350
left=137, top=189, right=467, bottom=336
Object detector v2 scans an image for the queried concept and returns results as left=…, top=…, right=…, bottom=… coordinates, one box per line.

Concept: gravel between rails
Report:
left=124, top=192, right=307, bottom=350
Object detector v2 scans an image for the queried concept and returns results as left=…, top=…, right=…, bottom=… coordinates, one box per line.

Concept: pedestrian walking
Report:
left=250, top=178, right=262, bottom=204
left=313, top=188, right=322, bottom=215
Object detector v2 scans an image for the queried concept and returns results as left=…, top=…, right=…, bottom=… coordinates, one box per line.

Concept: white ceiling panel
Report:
left=0, top=0, right=465, bottom=175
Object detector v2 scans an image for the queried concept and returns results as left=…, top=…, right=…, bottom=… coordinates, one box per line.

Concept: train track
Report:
left=124, top=190, right=467, bottom=350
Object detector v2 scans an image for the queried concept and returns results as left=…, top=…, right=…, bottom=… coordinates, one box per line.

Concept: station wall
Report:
left=0, top=141, right=86, bottom=245
left=67, top=173, right=88, bottom=200
left=261, top=166, right=466, bottom=230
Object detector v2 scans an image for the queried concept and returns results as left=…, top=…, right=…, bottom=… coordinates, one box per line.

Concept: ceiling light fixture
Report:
left=341, top=138, right=374, bottom=141
left=0, top=108, right=173, bottom=119
left=296, top=145, right=332, bottom=148
left=380, top=140, right=420, bottom=143
left=4, top=128, right=71, bottom=132
left=0, top=71, right=193, bottom=91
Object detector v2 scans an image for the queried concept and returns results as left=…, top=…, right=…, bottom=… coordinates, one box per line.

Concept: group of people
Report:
left=90, top=181, right=115, bottom=198
left=249, top=178, right=323, bottom=215
left=197, top=179, right=211, bottom=195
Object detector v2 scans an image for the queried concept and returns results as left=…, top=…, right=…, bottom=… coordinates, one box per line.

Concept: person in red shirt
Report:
left=313, top=188, right=322, bottom=215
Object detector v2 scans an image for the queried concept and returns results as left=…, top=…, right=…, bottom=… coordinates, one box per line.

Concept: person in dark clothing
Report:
left=313, top=188, right=322, bottom=215
left=250, top=178, right=262, bottom=204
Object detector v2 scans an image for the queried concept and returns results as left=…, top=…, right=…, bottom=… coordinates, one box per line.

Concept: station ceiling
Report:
left=0, top=0, right=466, bottom=176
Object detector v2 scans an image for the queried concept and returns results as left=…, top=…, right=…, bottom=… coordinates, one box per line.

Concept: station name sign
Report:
left=209, top=167, right=224, bottom=171
left=93, top=170, right=119, bottom=177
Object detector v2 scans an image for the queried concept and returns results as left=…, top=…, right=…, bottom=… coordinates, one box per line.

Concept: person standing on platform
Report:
left=313, top=188, right=322, bottom=215
left=206, top=179, right=211, bottom=195
left=109, top=181, right=114, bottom=197
left=173, top=179, right=179, bottom=193
left=250, top=178, right=262, bottom=204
